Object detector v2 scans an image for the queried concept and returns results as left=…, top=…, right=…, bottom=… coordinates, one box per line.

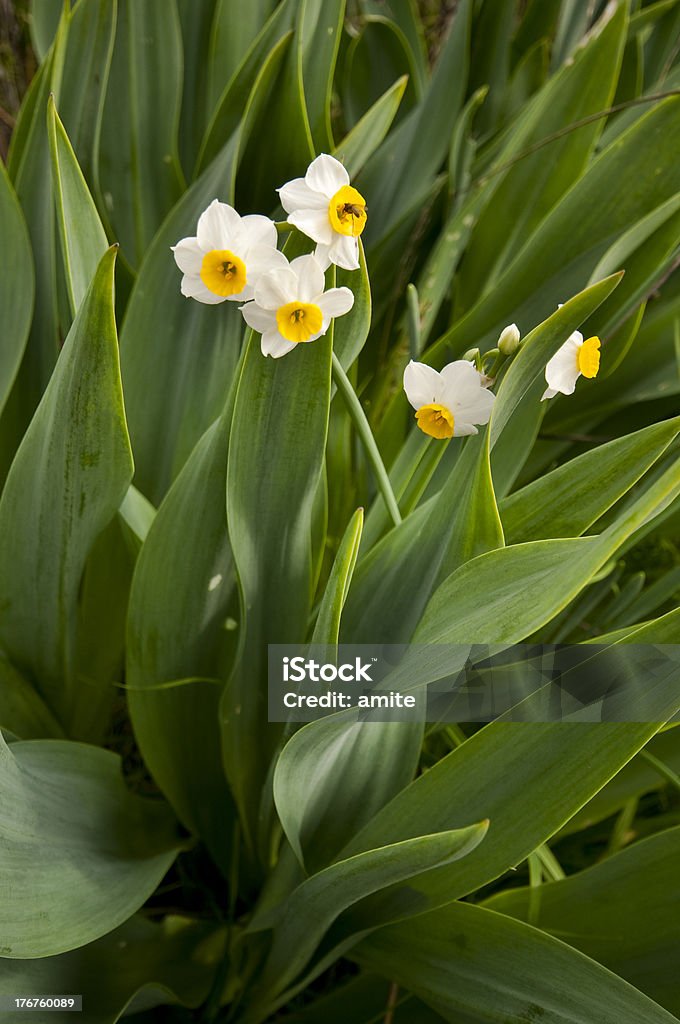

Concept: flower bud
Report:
left=462, top=347, right=480, bottom=363
left=498, top=323, right=521, bottom=356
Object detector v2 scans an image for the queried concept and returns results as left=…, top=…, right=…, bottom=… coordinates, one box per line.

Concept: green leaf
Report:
left=429, top=95, right=680, bottom=365
left=501, top=416, right=680, bottom=544
left=30, top=0, right=70, bottom=61
left=223, top=322, right=332, bottom=851
left=127, top=411, right=237, bottom=872
left=0, top=247, right=134, bottom=734
left=354, top=901, right=680, bottom=1024
left=0, top=915, right=221, bottom=1023
left=0, top=735, right=184, bottom=958
left=47, top=96, right=108, bottom=314
left=341, top=430, right=503, bottom=644
left=120, top=34, right=290, bottom=503
left=250, top=823, right=489, bottom=1013
left=196, top=0, right=295, bottom=176
left=98, top=0, right=184, bottom=268
left=458, top=3, right=627, bottom=310
left=360, top=0, right=472, bottom=242
left=0, top=160, right=34, bottom=420
left=312, top=507, right=364, bottom=646
left=274, top=715, right=423, bottom=871
left=57, top=0, right=118, bottom=184
left=207, top=0, right=278, bottom=114
left=336, top=613, right=680, bottom=922
left=0, top=655, right=65, bottom=740
left=300, top=0, right=345, bottom=151
left=485, top=827, right=680, bottom=1017
left=332, top=240, right=372, bottom=371
left=332, top=75, right=408, bottom=179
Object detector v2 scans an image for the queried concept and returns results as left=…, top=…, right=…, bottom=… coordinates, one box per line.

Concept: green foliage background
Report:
left=0, top=0, right=679, bottom=1021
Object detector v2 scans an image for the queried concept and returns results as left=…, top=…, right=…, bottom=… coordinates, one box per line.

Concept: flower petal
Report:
left=196, top=199, right=241, bottom=250
left=278, top=177, right=328, bottom=212
left=262, top=330, right=296, bottom=359
left=288, top=208, right=334, bottom=245
left=403, top=360, right=443, bottom=411
left=246, top=245, right=289, bottom=281
left=180, top=275, right=227, bottom=304
left=316, top=286, right=354, bottom=320
left=239, top=214, right=277, bottom=250
left=171, top=237, right=203, bottom=275
left=453, top=422, right=479, bottom=437
left=544, top=332, right=582, bottom=396
left=254, top=266, right=299, bottom=309
left=313, top=243, right=333, bottom=271
left=541, top=386, right=559, bottom=402
left=240, top=301, right=277, bottom=334
left=453, top=387, right=496, bottom=427
left=305, top=153, right=349, bottom=197
left=289, top=254, right=326, bottom=301
left=328, top=232, right=360, bottom=271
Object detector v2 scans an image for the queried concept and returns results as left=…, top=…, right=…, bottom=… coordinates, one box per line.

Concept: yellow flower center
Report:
left=577, top=335, right=601, bottom=378
left=328, top=185, right=367, bottom=237
left=200, top=249, right=247, bottom=296
left=276, top=301, right=323, bottom=343
left=415, top=403, right=454, bottom=439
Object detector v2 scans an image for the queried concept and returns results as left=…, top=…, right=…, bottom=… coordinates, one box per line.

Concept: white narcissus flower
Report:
left=172, top=199, right=286, bottom=304
left=403, top=360, right=496, bottom=439
left=541, top=331, right=601, bottom=400
left=277, top=154, right=367, bottom=272
left=240, top=254, right=354, bottom=359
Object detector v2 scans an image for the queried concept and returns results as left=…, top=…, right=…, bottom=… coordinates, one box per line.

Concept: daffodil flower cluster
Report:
left=173, top=156, right=601, bottom=437
left=404, top=320, right=601, bottom=441
left=172, top=154, right=363, bottom=359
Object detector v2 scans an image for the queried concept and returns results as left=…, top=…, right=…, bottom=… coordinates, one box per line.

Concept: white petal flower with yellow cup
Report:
left=277, top=154, right=367, bottom=272
left=240, top=253, right=354, bottom=358
left=541, top=331, right=601, bottom=400
left=403, top=359, right=496, bottom=439
left=172, top=199, right=286, bottom=304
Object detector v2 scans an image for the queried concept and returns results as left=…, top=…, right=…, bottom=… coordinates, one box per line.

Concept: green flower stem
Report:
left=406, top=283, right=421, bottom=360
left=331, top=352, right=402, bottom=529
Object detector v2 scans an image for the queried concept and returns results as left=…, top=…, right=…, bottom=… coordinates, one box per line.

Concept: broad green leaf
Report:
left=300, top=0, right=345, bottom=151
left=337, top=614, right=680, bottom=922
left=196, top=0, right=295, bottom=176
left=341, top=17, right=418, bottom=130
left=467, top=0, right=516, bottom=134
left=175, top=0, right=216, bottom=177
left=207, top=0, right=278, bottom=113
left=127, top=411, right=237, bottom=873
left=47, top=96, right=108, bottom=314
left=274, top=716, right=423, bottom=871
left=332, top=76, right=408, bottom=179
left=57, top=0, right=117, bottom=184
left=0, top=247, right=133, bottom=734
left=312, top=508, right=364, bottom=646
left=0, top=915, right=221, bottom=1023
left=354, top=901, right=679, bottom=1024
left=458, top=3, right=627, bottom=310
left=341, top=430, right=503, bottom=644
left=427, top=96, right=680, bottom=365
left=0, top=160, right=34, bottom=419
left=250, top=823, right=489, bottom=1013
left=2, top=30, right=66, bottom=481
left=360, top=0, right=428, bottom=95
left=500, top=416, right=680, bottom=543
left=118, top=484, right=156, bottom=549
left=485, top=827, right=680, bottom=1016
left=30, top=0, right=70, bottom=61
left=223, top=325, right=332, bottom=850
left=98, top=0, right=184, bottom=268
left=121, top=34, right=290, bottom=504
left=359, top=0, right=472, bottom=242
left=0, top=655, right=64, bottom=740
left=0, top=735, right=184, bottom=958
left=559, top=720, right=680, bottom=835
